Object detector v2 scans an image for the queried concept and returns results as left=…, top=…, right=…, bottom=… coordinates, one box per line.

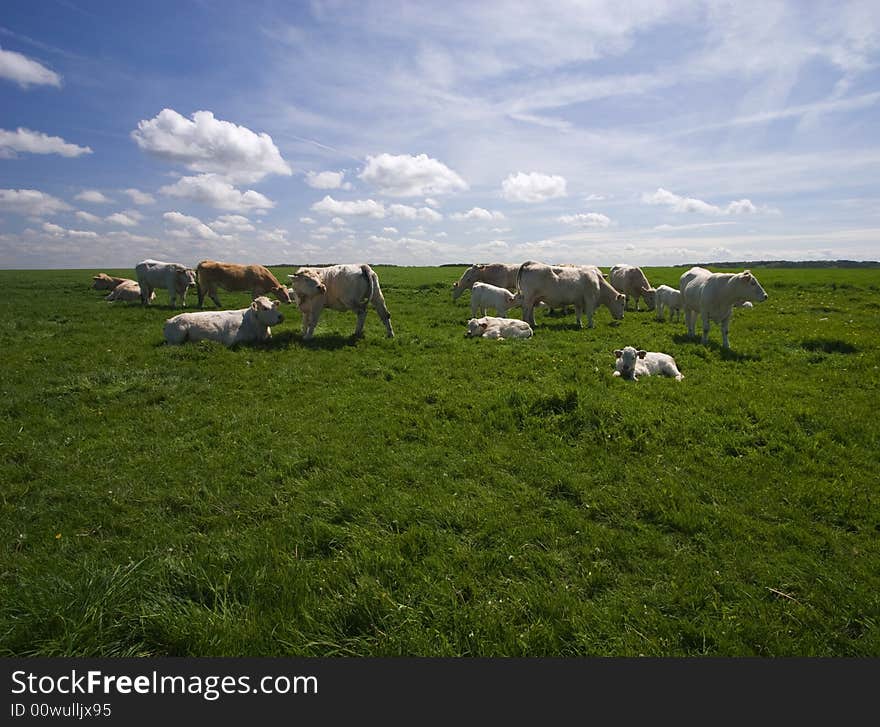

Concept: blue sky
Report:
left=1, top=0, right=879, bottom=268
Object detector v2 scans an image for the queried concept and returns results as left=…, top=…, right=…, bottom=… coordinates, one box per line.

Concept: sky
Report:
left=1, top=0, right=879, bottom=269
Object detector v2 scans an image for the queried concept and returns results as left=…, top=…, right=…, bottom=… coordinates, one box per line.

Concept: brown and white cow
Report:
left=196, top=259, right=292, bottom=307
left=452, top=263, right=520, bottom=300
left=288, top=264, right=393, bottom=339
left=610, top=264, right=656, bottom=311
left=517, top=261, right=626, bottom=329
left=92, top=273, right=131, bottom=290
left=135, top=259, right=197, bottom=308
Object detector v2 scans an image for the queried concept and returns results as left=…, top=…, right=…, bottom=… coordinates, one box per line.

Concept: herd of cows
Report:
left=91, top=258, right=769, bottom=380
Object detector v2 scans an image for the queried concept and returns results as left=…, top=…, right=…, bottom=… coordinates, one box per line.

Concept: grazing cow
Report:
left=654, top=284, right=683, bottom=322
left=610, top=264, right=656, bottom=311
left=517, top=260, right=626, bottom=329
left=105, top=279, right=154, bottom=302
left=163, top=296, right=284, bottom=346
left=196, top=259, right=292, bottom=307
left=288, top=264, right=394, bottom=339
left=679, top=267, right=768, bottom=349
left=135, top=259, right=197, bottom=308
left=613, top=346, right=684, bottom=381
left=465, top=316, right=533, bottom=340
left=91, top=273, right=129, bottom=291
left=452, top=263, right=520, bottom=300
left=470, top=282, right=522, bottom=318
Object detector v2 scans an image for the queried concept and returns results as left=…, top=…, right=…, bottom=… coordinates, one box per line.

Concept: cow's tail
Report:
left=360, top=264, right=374, bottom=306
left=364, top=264, right=394, bottom=337
left=516, top=260, right=532, bottom=292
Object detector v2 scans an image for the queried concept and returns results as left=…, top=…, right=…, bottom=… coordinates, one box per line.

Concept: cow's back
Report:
left=679, top=266, right=712, bottom=306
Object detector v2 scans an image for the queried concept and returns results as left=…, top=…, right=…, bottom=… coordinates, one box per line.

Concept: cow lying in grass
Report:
left=105, top=279, right=154, bottom=302
left=92, top=273, right=130, bottom=290
left=163, top=296, right=284, bottom=346
left=465, top=316, right=533, bottom=340
left=613, top=346, right=684, bottom=381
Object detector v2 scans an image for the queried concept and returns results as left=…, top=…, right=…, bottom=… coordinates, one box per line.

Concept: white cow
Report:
left=470, top=281, right=522, bottom=318
left=135, top=258, right=197, bottom=308
left=465, top=316, right=533, bottom=340
left=163, top=296, right=284, bottom=346
left=654, top=284, right=683, bottom=322
left=105, top=279, right=154, bottom=302
left=610, top=264, right=656, bottom=311
left=613, top=346, right=684, bottom=381
left=452, top=263, right=520, bottom=300
left=288, top=264, right=394, bottom=339
left=517, top=261, right=626, bottom=329
left=679, top=267, right=768, bottom=348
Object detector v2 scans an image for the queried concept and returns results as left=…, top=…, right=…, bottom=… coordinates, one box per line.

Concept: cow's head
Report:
left=250, top=296, right=284, bottom=326
left=614, top=346, right=646, bottom=380
left=174, top=267, right=197, bottom=292
left=465, top=317, right=489, bottom=337
left=92, top=273, right=117, bottom=290
left=452, top=264, right=484, bottom=300
left=737, top=270, right=769, bottom=304
left=641, top=287, right=657, bottom=310
left=288, top=271, right=326, bottom=301
left=608, top=292, right=627, bottom=320
left=273, top=285, right=293, bottom=304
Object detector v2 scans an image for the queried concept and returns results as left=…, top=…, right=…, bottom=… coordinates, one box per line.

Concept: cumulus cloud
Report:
left=383, top=226, right=398, bottom=234
left=501, top=172, right=567, bottom=203
left=305, top=170, right=350, bottom=189
left=41, top=222, right=98, bottom=238
left=643, top=188, right=758, bottom=216
left=124, top=188, right=155, bottom=205
left=211, top=214, right=254, bottom=232
left=311, top=195, right=385, bottom=218
left=557, top=212, right=612, bottom=228
left=75, top=211, right=102, bottom=224
left=387, top=203, right=443, bottom=222
left=0, top=46, right=61, bottom=88
left=451, top=207, right=506, bottom=221
left=299, top=216, right=317, bottom=224
left=75, top=190, right=113, bottom=204
left=163, top=211, right=219, bottom=239
left=653, top=222, right=738, bottom=232
left=159, top=174, right=274, bottom=211
left=131, top=109, right=292, bottom=184
left=359, top=153, right=468, bottom=197
left=0, top=188, right=71, bottom=217
left=105, top=211, right=140, bottom=227
left=0, top=127, right=91, bottom=158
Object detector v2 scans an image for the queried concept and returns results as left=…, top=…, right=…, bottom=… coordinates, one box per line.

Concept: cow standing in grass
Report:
left=452, top=263, right=520, bottom=300
left=135, top=259, right=197, bottom=308
left=610, top=264, right=656, bottom=312
left=679, top=267, right=768, bottom=349
left=196, top=259, right=292, bottom=308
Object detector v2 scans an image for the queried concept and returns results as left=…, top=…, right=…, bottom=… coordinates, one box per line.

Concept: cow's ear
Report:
left=637, top=350, right=647, bottom=358
left=480, top=322, right=488, bottom=330
left=613, top=349, right=623, bottom=358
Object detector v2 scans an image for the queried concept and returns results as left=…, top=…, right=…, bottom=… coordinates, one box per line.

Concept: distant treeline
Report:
left=686, top=260, right=880, bottom=269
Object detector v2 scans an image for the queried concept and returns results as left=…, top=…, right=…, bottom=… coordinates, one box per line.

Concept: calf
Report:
left=654, top=284, right=683, bottom=322
left=163, top=296, right=284, bottom=346
left=470, top=281, right=522, bottom=318
left=105, top=279, right=154, bottom=302
left=679, top=267, right=768, bottom=348
left=613, top=346, right=683, bottom=381
left=452, top=263, right=520, bottom=300
left=288, top=263, right=393, bottom=339
left=135, top=259, right=197, bottom=308
left=465, top=316, right=533, bottom=340
left=610, top=264, right=656, bottom=311
left=196, top=259, right=292, bottom=307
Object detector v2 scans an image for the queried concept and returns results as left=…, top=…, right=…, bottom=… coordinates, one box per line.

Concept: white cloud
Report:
left=585, top=193, right=610, bottom=202
left=387, top=203, right=443, bottom=221
left=105, top=212, right=140, bottom=227
left=305, top=170, right=350, bottom=189
left=0, top=189, right=71, bottom=217
left=653, top=222, right=738, bottom=232
left=0, top=46, right=61, bottom=88
left=643, top=187, right=759, bottom=216
left=163, top=211, right=220, bottom=240
left=123, top=188, right=155, bottom=205
left=382, top=226, right=398, bottom=234
left=211, top=214, right=254, bottom=232
left=451, top=207, right=506, bottom=221
left=424, top=198, right=440, bottom=208
left=311, top=195, right=386, bottom=218
left=557, top=212, right=612, bottom=228
left=159, top=174, right=275, bottom=211
left=131, top=108, right=292, bottom=184
left=0, top=127, right=91, bottom=158
left=75, top=211, right=102, bottom=224
left=299, top=216, right=317, bottom=224
left=75, top=190, right=113, bottom=204
left=501, top=172, right=567, bottom=203
left=260, top=228, right=289, bottom=243
left=42, top=222, right=97, bottom=238
left=330, top=217, right=347, bottom=227
left=359, top=153, right=468, bottom=197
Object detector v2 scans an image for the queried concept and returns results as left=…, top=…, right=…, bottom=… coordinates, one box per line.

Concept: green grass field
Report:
left=1, top=265, right=878, bottom=656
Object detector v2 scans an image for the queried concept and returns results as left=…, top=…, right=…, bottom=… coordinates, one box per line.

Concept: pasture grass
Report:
left=1, top=265, right=878, bottom=656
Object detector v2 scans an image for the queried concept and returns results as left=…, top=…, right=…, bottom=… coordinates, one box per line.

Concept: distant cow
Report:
left=465, top=316, right=533, bottom=340
left=610, top=264, right=656, bottom=311
left=105, top=279, right=154, bottom=303
left=613, top=346, right=684, bottom=381
left=163, top=296, right=284, bottom=346
left=452, top=263, right=520, bottom=300
left=196, top=259, right=292, bottom=307
left=470, top=282, right=522, bottom=318
left=517, top=260, right=626, bottom=329
left=679, top=267, right=768, bottom=349
left=135, top=259, right=197, bottom=308
left=288, top=264, right=394, bottom=339
left=654, top=284, right=683, bottom=322
left=92, top=273, right=129, bottom=291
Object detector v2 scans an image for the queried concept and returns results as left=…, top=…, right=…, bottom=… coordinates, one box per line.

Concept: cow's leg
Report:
left=522, top=299, right=535, bottom=327
left=209, top=287, right=222, bottom=308
left=685, top=309, right=696, bottom=337
left=720, top=316, right=731, bottom=349
left=701, top=311, right=711, bottom=345
left=471, top=298, right=479, bottom=318
left=635, top=295, right=641, bottom=312
left=300, top=311, right=310, bottom=337
left=169, top=290, right=177, bottom=309
left=574, top=304, right=583, bottom=329
left=354, top=305, right=368, bottom=338
left=140, top=284, right=152, bottom=306
left=197, top=282, right=206, bottom=308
